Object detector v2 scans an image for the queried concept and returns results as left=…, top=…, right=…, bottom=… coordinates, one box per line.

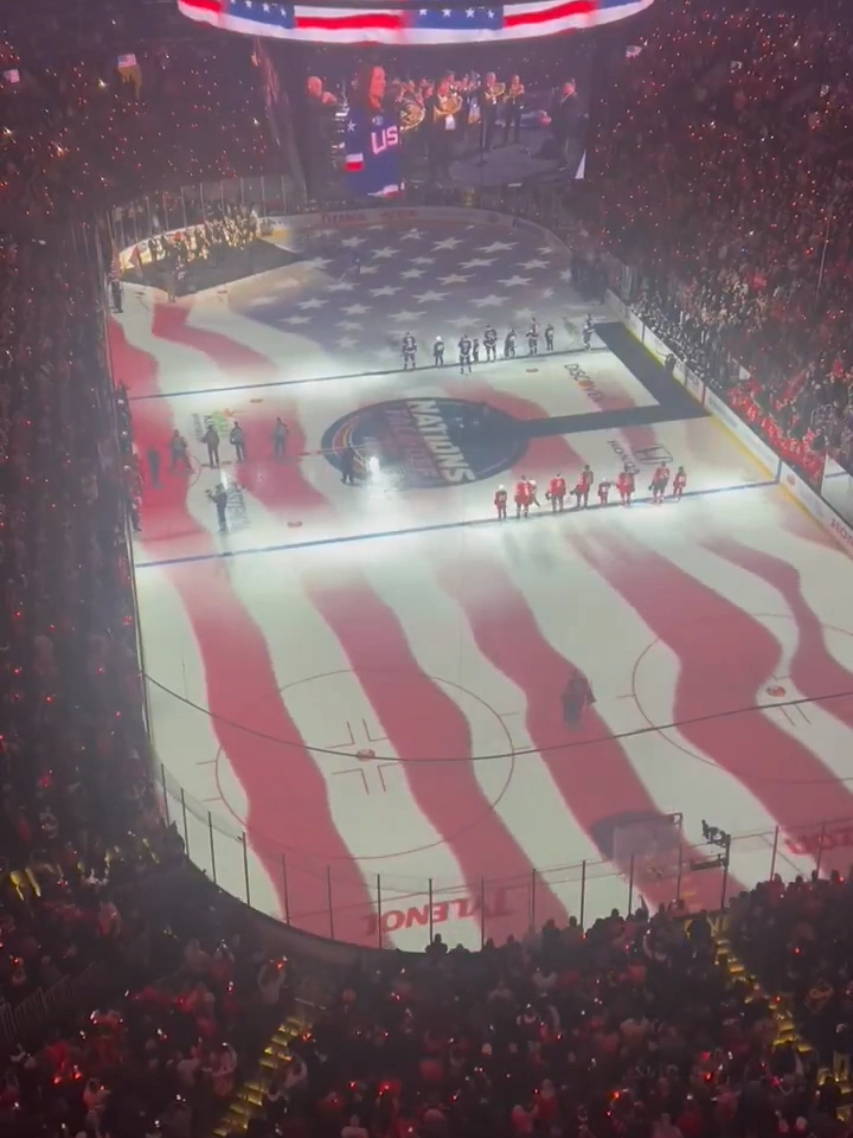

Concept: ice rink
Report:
left=110, top=213, right=853, bottom=949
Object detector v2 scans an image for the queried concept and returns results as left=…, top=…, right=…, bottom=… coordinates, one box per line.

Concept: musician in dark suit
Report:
left=477, top=71, right=502, bottom=152
left=551, top=79, right=583, bottom=173
left=299, top=75, right=338, bottom=200
left=425, top=76, right=460, bottom=181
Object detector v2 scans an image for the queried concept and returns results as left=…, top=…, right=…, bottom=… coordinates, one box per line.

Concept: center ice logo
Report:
left=321, top=397, right=527, bottom=490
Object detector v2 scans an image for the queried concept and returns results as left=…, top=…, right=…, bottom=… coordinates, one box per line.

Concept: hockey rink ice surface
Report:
left=111, top=214, right=853, bottom=949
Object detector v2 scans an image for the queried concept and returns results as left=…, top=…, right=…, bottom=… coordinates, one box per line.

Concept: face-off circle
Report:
left=321, top=397, right=527, bottom=491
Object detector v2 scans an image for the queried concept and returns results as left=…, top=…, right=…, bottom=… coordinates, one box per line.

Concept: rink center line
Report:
left=134, top=475, right=780, bottom=570
left=126, top=346, right=616, bottom=402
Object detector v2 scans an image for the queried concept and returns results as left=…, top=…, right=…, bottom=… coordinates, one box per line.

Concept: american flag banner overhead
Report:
left=177, top=0, right=654, bottom=45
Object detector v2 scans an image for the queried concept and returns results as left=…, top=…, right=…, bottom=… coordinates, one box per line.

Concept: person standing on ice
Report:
left=617, top=465, right=635, bottom=506
left=562, top=671, right=594, bottom=727
left=230, top=421, right=247, bottom=463
left=582, top=314, right=594, bottom=350
left=494, top=485, right=508, bottom=519
left=672, top=466, right=687, bottom=500
left=202, top=423, right=220, bottom=469
left=548, top=473, right=566, bottom=512
left=273, top=417, right=288, bottom=460
left=402, top=332, right=417, bottom=370
left=433, top=336, right=445, bottom=366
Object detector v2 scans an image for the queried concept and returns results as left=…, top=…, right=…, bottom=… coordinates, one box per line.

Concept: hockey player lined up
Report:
left=651, top=462, right=671, bottom=503
left=472, top=337, right=480, bottom=364
left=515, top=478, right=532, bottom=518
left=574, top=464, right=594, bottom=509
left=544, top=323, right=555, bottom=352
left=548, top=473, right=567, bottom=512
left=582, top=314, right=594, bottom=350
left=598, top=479, right=611, bottom=506
left=527, top=324, right=539, bottom=355
left=616, top=465, right=635, bottom=506
left=672, top=466, right=687, bottom=500
left=433, top=336, right=444, bottom=366
left=459, top=334, right=473, bottom=374
left=495, top=485, right=508, bottom=519
left=484, top=326, right=498, bottom=362
left=402, top=332, right=416, bottom=370
left=504, top=329, right=517, bottom=359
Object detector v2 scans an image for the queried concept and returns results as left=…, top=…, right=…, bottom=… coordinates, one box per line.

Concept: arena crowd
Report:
left=3, top=0, right=853, bottom=1135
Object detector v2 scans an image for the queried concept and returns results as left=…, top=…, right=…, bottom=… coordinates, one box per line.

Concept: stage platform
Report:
left=109, top=211, right=853, bottom=949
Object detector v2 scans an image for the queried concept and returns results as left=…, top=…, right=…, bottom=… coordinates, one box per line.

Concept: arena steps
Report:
left=714, top=922, right=850, bottom=1107
left=212, top=1007, right=314, bottom=1138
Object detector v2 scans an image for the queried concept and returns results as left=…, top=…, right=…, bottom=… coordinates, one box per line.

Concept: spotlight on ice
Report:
left=367, top=456, right=380, bottom=475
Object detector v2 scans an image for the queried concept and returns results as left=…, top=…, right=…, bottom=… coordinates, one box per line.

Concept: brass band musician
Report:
left=425, top=75, right=463, bottom=180
left=478, top=71, right=506, bottom=152
left=503, top=75, right=525, bottom=145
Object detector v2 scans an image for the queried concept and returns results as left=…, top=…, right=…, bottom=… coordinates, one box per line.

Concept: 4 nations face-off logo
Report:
left=321, top=398, right=527, bottom=490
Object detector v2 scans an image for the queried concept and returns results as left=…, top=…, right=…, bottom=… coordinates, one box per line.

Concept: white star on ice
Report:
left=460, top=257, right=496, bottom=269
left=326, top=280, right=354, bottom=292
left=519, top=259, right=550, bottom=270
left=466, top=6, right=475, bottom=14
left=337, top=319, right=362, bottom=330
left=340, top=235, right=367, bottom=248
left=499, top=275, right=532, bottom=288
left=411, top=256, right=435, bottom=265
left=540, top=287, right=555, bottom=299
left=283, top=315, right=311, bottom=325
left=372, top=246, right=398, bottom=259
left=559, top=268, right=573, bottom=282
left=442, top=7, right=451, bottom=14
left=389, top=309, right=425, bottom=323
left=414, top=290, right=448, bottom=303
left=297, top=297, right=327, bottom=309
left=438, top=273, right=470, bottom=285
left=359, top=265, right=379, bottom=275
left=537, top=245, right=554, bottom=256
left=305, top=257, right=333, bottom=270
left=371, top=285, right=401, bottom=297
left=342, top=303, right=371, bottom=316
left=400, top=267, right=426, bottom=280
left=400, top=228, right=423, bottom=241
left=337, top=336, right=359, bottom=349
left=312, top=228, right=335, bottom=240
left=472, top=294, right=507, bottom=308
left=433, top=236, right=463, bottom=250
left=478, top=241, right=516, bottom=253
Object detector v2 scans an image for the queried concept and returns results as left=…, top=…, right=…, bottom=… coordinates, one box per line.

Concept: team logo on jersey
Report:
left=321, top=397, right=526, bottom=490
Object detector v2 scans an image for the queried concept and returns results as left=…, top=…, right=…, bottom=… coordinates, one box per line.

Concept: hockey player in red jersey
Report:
left=598, top=479, right=611, bottom=506
left=616, top=465, right=635, bottom=506
left=548, top=473, right=566, bottom=512
left=515, top=477, right=532, bottom=518
left=526, top=478, right=542, bottom=509
left=672, top=466, right=687, bottom=500
left=495, top=485, right=508, bottom=519
left=573, top=464, right=594, bottom=509
left=651, top=462, right=671, bottom=503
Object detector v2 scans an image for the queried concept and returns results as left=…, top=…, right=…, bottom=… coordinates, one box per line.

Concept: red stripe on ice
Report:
left=436, top=554, right=731, bottom=914
left=579, top=528, right=853, bottom=874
